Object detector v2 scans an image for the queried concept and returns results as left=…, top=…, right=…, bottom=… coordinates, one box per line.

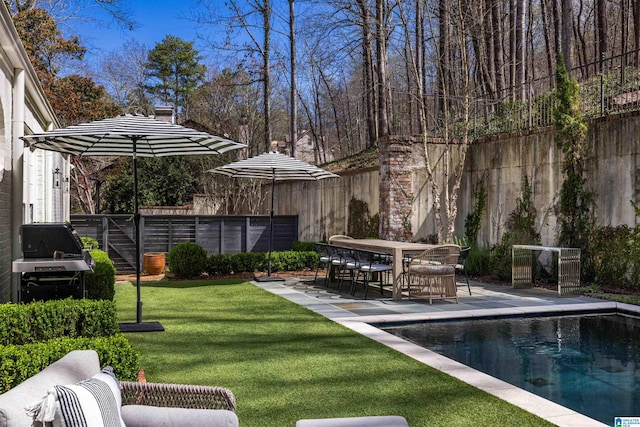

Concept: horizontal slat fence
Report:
left=71, top=214, right=298, bottom=273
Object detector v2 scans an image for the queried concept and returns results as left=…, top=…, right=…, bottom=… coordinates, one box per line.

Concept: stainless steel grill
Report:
left=12, top=223, right=94, bottom=302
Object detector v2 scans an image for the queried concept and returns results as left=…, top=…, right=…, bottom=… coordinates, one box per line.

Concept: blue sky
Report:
left=72, top=0, right=211, bottom=64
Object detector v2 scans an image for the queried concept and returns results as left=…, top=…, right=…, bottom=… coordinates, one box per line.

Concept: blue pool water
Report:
left=381, top=313, right=640, bottom=425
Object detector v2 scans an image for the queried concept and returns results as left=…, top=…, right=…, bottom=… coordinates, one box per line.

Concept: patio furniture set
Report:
left=317, top=236, right=470, bottom=304
left=0, top=350, right=409, bottom=427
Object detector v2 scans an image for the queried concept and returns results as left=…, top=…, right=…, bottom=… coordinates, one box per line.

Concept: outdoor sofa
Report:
left=0, top=350, right=238, bottom=427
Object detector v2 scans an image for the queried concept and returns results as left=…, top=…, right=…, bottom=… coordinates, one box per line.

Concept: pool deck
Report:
left=252, top=276, right=636, bottom=427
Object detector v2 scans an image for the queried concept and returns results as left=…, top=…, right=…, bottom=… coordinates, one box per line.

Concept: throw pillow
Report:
left=26, top=366, right=126, bottom=427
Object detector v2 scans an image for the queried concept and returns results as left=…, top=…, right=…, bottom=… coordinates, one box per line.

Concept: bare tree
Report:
left=95, top=39, right=152, bottom=114
left=195, top=0, right=273, bottom=155
left=289, top=0, right=297, bottom=158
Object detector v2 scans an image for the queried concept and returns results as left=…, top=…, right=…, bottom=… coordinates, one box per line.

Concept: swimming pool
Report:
left=381, top=312, right=640, bottom=425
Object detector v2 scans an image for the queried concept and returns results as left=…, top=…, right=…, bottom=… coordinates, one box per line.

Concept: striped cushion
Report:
left=26, top=367, right=125, bottom=427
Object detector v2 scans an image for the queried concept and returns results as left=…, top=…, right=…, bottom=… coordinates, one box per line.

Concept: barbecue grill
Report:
left=12, top=223, right=94, bottom=302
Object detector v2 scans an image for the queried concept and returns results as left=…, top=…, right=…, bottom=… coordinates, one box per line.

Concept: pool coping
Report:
left=334, top=302, right=634, bottom=427
left=253, top=278, right=638, bottom=426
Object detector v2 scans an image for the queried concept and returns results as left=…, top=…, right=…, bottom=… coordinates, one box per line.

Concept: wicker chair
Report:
left=407, top=244, right=461, bottom=304
left=121, top=381, right=237, bottom=412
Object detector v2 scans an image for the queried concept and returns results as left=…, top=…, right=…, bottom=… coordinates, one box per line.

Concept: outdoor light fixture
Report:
left=63, top=176, right=70, bottom=193
left=52, top=167, right=61, bottom=189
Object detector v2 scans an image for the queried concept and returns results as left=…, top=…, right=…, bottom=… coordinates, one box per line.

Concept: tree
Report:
left=102, top=156, right=196, bottom=213
left=48, top=74, right=120, bottom=127
left=146, top=35, right=205, bottom=117
left=97, top=39, right=153, bottom=114
left=47, top=74, right=121, bottom=214
left=12, top=7, right=85, bottom=89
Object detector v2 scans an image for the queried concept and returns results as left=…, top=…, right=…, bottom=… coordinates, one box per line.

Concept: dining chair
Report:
left=456, top=246, right=472, bottom=295
left=407, top=244, right=461, bottom=304
left=352, top=250, right=393, bottom=299
left=313, top=243, right=333, bottom=286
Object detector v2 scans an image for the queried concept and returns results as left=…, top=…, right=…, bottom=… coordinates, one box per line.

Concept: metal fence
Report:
left=71, top=214, right=299, bottom=273
left=389, top=48, right=640, bottom=140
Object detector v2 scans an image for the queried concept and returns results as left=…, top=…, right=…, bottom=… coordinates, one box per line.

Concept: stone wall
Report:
left=378, top=136, right=414, bottom=240
left=273, top=111, right=640, bottom=246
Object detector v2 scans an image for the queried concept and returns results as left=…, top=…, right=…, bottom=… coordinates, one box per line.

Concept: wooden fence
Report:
left=71, top=214, right=299, bottom=273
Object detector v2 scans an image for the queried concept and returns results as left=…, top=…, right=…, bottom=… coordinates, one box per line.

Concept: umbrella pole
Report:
left=254, top=172, right=284, bottom=282
left=134, top=154, right=142, bottom=323
left=268, top=173, right=274, bottom=276
left=119, top=139, right=164, bottom=332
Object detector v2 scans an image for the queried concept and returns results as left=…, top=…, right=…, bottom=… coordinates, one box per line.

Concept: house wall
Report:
left=0, top=2, right=60, bottom=302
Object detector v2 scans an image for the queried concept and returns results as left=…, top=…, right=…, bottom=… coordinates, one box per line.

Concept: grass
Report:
left=115, top=279, right=554, bottom=427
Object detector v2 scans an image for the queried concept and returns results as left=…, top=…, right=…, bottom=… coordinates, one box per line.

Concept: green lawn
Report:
left=115, top=279, right=553, bottom=427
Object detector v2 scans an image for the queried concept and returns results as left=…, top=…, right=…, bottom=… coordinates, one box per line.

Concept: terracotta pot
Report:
left=144, top=252, right=165, bottom=275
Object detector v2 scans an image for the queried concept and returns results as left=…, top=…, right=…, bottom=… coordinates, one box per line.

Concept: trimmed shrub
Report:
left=0, top=334, right=139, bottom=392
left=81, top=236, right=100, bottom=250
left=291, top=241, right=316, bottom=252
left=85, top=249, right=117, bottom=300
left=206, top=251, right=318, bottom=275
left=167, top=242, right=208, bottom=278
left=0, top=299, right=119, bottom=346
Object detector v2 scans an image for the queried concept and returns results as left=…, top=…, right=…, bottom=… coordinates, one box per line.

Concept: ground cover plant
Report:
left=115, top=279, right=553, bottom=427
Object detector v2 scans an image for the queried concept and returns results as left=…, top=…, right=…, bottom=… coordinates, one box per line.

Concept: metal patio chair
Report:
left=456, top=246, right=472, bottom=295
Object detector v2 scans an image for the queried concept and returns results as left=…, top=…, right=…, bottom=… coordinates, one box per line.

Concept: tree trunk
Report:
left=596, top=0, right=607, bottom=69
left=561, top=0, right=574, bottom=71
left=515, top=0, right=526, bottom=99
left=490, top=0, right=505, bottom=100
left=540, top=0, right=554, bottom=77
left=357, top=0, right=376, bottom=147
left=375, top=0, right=389, bottom=138
left=289, top=0, right=297, bottom=158
left=263, top=0, right=272, bottom=153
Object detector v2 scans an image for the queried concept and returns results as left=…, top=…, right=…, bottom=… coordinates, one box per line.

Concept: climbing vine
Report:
left=553, top=54, right=597, bottom=281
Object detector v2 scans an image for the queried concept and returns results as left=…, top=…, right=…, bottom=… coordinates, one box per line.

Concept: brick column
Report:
left=379, top=136, right=414, bottom=241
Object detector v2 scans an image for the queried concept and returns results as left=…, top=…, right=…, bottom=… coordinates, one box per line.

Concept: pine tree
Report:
left=146, top=35, right=205, bottom=117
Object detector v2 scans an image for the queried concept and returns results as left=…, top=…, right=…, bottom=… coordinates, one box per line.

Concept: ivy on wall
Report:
left=347, top=198, right=380, bottom=239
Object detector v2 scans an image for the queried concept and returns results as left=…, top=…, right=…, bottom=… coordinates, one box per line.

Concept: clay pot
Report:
left=144, top=252, right=165, bottom=275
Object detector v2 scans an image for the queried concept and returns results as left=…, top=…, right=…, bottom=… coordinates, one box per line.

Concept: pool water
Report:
left=382, top=313, right=640, bottom=425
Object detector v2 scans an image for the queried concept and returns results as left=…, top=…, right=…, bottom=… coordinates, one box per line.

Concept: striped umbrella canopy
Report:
left=209, top=151, right=339, bottom=281
left=209, top=151, right=339, bottom=181
left=22, top=113, right=245, bottom=157
left=21, top=114, right=246, bottom=332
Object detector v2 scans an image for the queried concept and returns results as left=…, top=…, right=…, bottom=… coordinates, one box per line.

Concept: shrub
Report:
left=291, top=241, right=316, bottom=252
left=489, top=176, right=540, bottom=281
left=85, top=249, right=116, bottom=300
left=167, top=242, right=208, bottom=278
left=0, top=334, right=139, bottom=392
left=0, top=299, right=119, bottom=346
left=464, top=243, right=491, bottom=277
left=206, top=251, right=319, bottom=275
left=207, top=254, right=234, bottom=275
left=81, top=236, right=100, bottom=250
left=591, top=225, right=638, bottom=290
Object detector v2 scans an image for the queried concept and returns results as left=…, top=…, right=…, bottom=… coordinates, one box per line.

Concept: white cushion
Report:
left=26, top=367, right=125, bottom=427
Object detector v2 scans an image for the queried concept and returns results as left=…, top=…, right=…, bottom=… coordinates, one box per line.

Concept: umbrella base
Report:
left=119, top=321, right=165, bottom=333
left=254, top=276, right=285, bottom=282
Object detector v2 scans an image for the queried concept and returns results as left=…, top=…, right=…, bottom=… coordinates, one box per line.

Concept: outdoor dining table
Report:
left=328, top=237, right=438, bottom=300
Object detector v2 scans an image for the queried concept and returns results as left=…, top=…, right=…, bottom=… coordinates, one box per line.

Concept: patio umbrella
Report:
left=209, top=151, right=339, bottom=281
left=21, top=114, right=246, bottom=332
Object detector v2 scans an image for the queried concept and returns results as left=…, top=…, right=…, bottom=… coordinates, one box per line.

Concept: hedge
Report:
left=0, top=335, right=139, bottom=392
left=0, top=299, right=119, bottom=346
left=85, top=249, right=117, bottom=300
left=206, top=250, right=319, bottom=275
